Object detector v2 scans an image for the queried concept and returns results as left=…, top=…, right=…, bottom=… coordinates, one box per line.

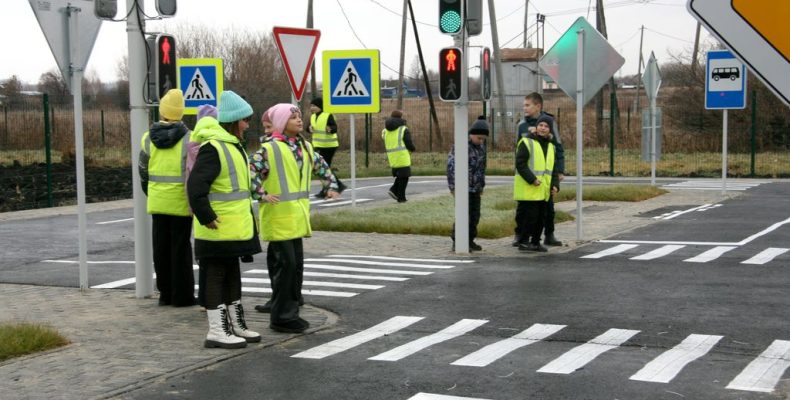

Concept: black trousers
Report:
left=151, top=214, right=195, bottom=306
left=315, top=147, right=337, bottom=166
left=200, top=257, right=241, bottom=309
left=390, top=167, right=411, bottom=201
left=452, top=192, right=482, bottom=243
left=267, top=238, right=304, bottom=325
left=516, top=200, right=547, bottom=245
left=543, top=195, right=556, bottom=236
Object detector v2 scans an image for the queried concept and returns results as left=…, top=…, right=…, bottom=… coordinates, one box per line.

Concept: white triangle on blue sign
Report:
left=184, top=68, right=215, bottom=100
left=333, top=61, right=369, bottom=97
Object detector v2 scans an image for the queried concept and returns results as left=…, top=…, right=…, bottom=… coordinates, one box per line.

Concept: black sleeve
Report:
left=138, top=149, right=149, bottom=196
left=515, top=140, right=537, bottom=184
left=403, top=129, right=416, bottom=152
left=552, top=137, right=566, bottom=174
left=187, top=144, right=221, bottom=226
left=326, top=113, right=338, bottom=134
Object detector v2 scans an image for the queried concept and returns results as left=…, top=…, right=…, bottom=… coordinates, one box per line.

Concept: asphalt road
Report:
left=114, top=180, right=790, bottom=400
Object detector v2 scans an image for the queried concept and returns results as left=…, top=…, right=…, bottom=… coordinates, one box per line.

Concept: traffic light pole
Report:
left=453, top=33, right=470, bottom=254
left=127, top=2, right=154, bottom=298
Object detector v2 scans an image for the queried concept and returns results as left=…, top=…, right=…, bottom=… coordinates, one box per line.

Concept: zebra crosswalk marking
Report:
left=629, top=245, right=686, bottom=260
left=241, top=277, right=384, bottom=290
left=451, top=324, right=566, bottom=367
left=408, top=393, right=492, bottom=400
left=369, top=319, right=489, bottom=362
left=683, top=246, right=737, bottom=263
left=328, top=255, right=475, bottom=264
left=629, top=334, right=723, bottom=383
left=246, top=269, right=409, bottom=281
left=306, top=258, right=456, bottom=269
left=581, top=244, right=639, bottom=259
left=726, top=340, right=790, bottom=393
left=241, top=286, right=358, bottom=297
left=536, top=328, right=640, bottom=374
left=292, top=316, right=424, bottom=359
left=741, top=248, right=790, bottom=265
left=305, top=263, right=433, bottom=275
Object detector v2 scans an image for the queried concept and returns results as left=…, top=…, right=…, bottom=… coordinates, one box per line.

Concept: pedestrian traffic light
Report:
left=480, top=47, right=492, bottom=101
left=94, top=0, right=117, bottom=20
left=466, top=0, right=483, bottom=36
left=155, top=0, right=177, bottom=17
left=439, top=0, right=463, bottom=35
left=439, top=47, right=463, bottom=102
left=154, top=34, right=177, bottom=101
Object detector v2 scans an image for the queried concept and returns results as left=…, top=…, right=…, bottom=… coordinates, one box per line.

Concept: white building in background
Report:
left=490, top=48, right=551, bottom=97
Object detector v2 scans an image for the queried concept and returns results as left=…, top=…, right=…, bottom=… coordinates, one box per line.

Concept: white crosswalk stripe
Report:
left=629, top=334, right=723, bottom=383
left=662, top=180, right=768, bottom=191
left=580, top=245, right=789, bottom=266
left=407, top=394, right=492, bottom=400
left=293, top=316, right=789, bottom=393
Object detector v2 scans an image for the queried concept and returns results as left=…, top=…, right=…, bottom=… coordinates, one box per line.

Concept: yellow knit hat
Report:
left=159, top=89, right=185, bottom=121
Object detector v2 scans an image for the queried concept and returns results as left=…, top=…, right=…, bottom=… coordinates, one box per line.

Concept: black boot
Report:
left=544, top=234, right=562, bottom=246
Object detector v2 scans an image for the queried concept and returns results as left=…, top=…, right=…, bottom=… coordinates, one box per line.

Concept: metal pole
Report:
left=3, top=106, right=7, bottom=146
left=127, top=1, right=154, bottom=298
left=364, top=113, right=369, bottom=169
left=350, top=114, right=357, bottom=206
left=576, top=28, right=585, bottom=241
left=650, top=96, right=657, bottom=186
left=453, top=31, right=470, bottom=254
left=750, top=90, right=756, bottom=177
left=100, top=109, right=105, bottom=146
left=43, top=93, right=53, bottom=208
left=67, top=6, right=89, bottom=291
left=609, top=91, right=615, bottom=177
left=722, top=109, right=728, bottom=194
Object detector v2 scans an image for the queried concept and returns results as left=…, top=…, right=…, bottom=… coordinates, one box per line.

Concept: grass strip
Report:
left=0, top=322, right=69, bottom=362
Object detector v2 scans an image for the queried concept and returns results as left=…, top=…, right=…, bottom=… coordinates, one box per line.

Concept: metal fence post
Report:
left=428, top=110, right=433, bottom=152
left=750, top=89, right=757, bottom=177
left=100, top=109, right=106, bottom=146
left=43, top=94, right=53, bottom=208
left=3, top=105, right=7, bottom=147
left=489, top=107, right=495, bottom=148
left=610, top=92, right=615, bottom=177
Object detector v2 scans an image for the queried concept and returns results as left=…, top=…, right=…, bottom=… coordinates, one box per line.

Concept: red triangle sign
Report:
left=273, top=27, right=321, bottom=101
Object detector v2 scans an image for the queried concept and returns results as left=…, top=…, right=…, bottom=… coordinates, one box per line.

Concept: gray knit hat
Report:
left=468, top=116, right=489, bottom=136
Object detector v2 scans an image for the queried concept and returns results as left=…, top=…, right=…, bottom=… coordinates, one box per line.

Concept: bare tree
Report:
left=37, top=70, right=69, bottom=105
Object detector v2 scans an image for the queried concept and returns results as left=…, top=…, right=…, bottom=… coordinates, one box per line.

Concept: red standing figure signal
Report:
left=439, top=47, right=462, bottom=101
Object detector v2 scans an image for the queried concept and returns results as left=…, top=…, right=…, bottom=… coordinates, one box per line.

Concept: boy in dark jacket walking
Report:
left=447, top=116, right=488, bottom=251
left=382, top=110, right=416, bottom=202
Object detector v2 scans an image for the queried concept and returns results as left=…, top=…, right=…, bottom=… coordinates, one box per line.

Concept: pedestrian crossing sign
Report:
left=323, top=50, right=380, bottom=114
left=177, top=58, right=224, bottom=115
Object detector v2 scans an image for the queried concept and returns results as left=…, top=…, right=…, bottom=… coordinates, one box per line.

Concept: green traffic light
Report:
left=440, top=11, right=462, bottom=34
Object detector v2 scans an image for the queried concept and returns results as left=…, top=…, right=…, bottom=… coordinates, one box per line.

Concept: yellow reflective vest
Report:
left=382, top=126, right=411, bottom=168
left=513, top=137, right=555, bottom=201
left=310, top=112, right=338, bottom=148
left=141, top=130, right=191, bottom=216
left=259, top=139, right=314, bottom=242
left=192, top=136, right=255, bottom=242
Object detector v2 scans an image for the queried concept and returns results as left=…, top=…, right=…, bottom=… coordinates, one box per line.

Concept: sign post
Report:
left=642, top=52, right=662, bottom=186
left=539, top=17, right=625, bottom=241
left=705, top=50, right=747, bottom=194
left=29, top=0, right=103, bottom=290
left=322, top=50, right=381, bottom=207
left=688, top=0, right=789, bottom=106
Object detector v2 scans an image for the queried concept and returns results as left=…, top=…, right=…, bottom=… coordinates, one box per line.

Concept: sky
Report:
left=3, top=0, right=713, bottom=86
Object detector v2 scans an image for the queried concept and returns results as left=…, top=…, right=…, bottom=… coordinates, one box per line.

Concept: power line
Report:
left=644, top=27, right=695, bottom=44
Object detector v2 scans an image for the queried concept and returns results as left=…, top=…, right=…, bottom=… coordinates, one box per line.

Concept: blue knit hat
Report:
left=218, top=91, right=253, bottom=123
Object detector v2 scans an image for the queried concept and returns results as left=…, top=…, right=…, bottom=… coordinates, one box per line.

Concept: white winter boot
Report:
left=227, top=300, right=261, bottom=343
left=205, top=305, right=247, bottom=349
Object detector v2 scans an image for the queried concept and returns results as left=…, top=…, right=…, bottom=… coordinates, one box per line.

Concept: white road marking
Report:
left=43, top=260, right=136, bottom=264
left=630, top=245, right=686, bottom=260
left=581, top=244, right=639, bottom=259
left=328, top=255, right=475, bottom=264
left=726, top=340, right=790, bottom=393
left=741, top=248, right=790, bottom=265
left=95, top=217, right=133, bottom=225
left=241, top=287, right=357, bottom=297
left=407, top=394, right=492, bottom=400
left=245, top=269, right=408, bottom=281
left=369, top=319, right=489, bottom=362
left=600, top=216, right=790, bottom=246
left=292, top=316, right=424, bottom=359
left=654, top=204, right=711, bottom=220
left=683, top=246, right=736, bottom=263
left=305, top=258, right=455, bottom=269
left=92, top=277, right=137, bottom=289
left=451, top=324, right=566, bottom=367
left=241, top=277, right=383, bottom=290
left=536, top=329, right=640, bottom=374
left=305, top=263, right=432, bottom=276
left=319, top=198, right=374, bottom=207
left=629, top=334, right=723, bottom=383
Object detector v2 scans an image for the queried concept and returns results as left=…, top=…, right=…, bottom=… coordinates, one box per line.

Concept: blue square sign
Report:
left=176, top=58, right=224, bottom=115
left=322, top=50, right=380, bottom=114
left=705, top=50, right=747, bottom=110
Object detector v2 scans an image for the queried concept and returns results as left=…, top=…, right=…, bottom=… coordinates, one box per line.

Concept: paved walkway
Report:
left=0, top=187, right=734, bottom=399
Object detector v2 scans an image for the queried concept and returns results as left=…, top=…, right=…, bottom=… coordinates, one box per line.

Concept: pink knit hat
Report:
left=269, top=103, right=301, bottom=134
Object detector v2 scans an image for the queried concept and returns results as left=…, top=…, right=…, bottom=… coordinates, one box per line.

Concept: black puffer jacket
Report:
left=384, top=116, right=416, bottom=152
left=138, top=121, right=190, bottom=194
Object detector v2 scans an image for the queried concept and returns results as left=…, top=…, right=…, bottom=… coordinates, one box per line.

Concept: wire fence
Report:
left=1, top=89, right=788, bottom=212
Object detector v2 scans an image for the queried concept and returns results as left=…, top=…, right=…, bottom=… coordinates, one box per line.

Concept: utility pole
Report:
left=397, top=0, right=408, bottom=110
left=407, top=0, right=442, bottom=146
left=488, top=0, right=508, bottom=136
left=523, top=0, right=529, bottom=48
left=126, top=0, right=154, bottom=298
left=307, top=0, right=317, bottom=99
left=691, top=22, right=701, bottom=77
left=594, top=0, right=608, bottom=144
left=635, top=25, right=645, bottom=115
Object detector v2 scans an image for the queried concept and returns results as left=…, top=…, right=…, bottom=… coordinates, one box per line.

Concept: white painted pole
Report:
left=350, top=114, right=357, bottom=206
left=127, top=2, right=154, bottom=298
left=575, top=29, right=585, bottom=241
left=650, top=97, right=657, bottom=186
left=722, top=109, right=728, bottom=194
left=453, top=33, right=469, bottom=254
left=68, top=6, right=89, bottom=290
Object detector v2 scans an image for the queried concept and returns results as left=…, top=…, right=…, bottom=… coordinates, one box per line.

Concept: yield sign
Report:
left=642, top=52, right=662, bottom=102
left=273, top=27, right=321, bottom=101
left=688, top=0, right=790, bottom=106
